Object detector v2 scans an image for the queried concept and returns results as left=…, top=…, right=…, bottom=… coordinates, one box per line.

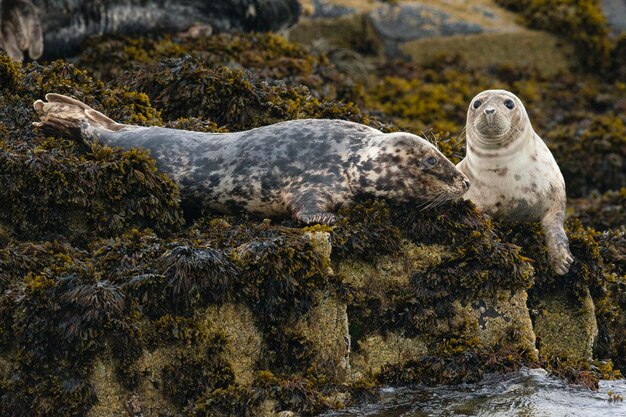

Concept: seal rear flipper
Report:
left=1, top=0, right=43, bottom=60
left=33, top=93, right=125, bottom=144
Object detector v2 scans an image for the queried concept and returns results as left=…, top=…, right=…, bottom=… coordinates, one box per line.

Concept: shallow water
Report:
left=326, top=369, right=626, bottom=417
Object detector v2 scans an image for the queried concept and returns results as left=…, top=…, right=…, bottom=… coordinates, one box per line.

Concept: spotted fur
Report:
left=456, top=89, right=574, bottom=275
left=34, top=93, right=469, bottom=225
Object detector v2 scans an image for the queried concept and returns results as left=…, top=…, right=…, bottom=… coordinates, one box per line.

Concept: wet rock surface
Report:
left=602, top=0, right=626, bottom=34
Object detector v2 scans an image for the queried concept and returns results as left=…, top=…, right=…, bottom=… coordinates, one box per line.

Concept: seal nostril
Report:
left=485, top=107, right=496, bottom=115
left=462, top=178, right=470, bottom=190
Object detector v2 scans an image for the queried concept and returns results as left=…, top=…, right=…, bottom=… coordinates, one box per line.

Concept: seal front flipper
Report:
left=33, top=93, right=125, bottom=143
left=288, top=189, right=338, bottom=225
left=1, top=0, right=43, bottom=60
left=541, top=210, right=574, bottom=275
left=295, top=211, right=338, bottom=225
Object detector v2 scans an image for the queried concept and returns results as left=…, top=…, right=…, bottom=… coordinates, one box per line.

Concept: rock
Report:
left=532, top=286, right=599, bottom=360
left=288, top=0, right=574, bottom=76
left=368, top=3, right=483, bottom=55
left=0, top=0, right=303, bottom=60
left=340, top=239, right=444, bottom=377
left=89, top=349, right=180, bottom=417
left=292, top=232, right=351, bottom=382
left=350, top=332, right=428, bottom=376
left=87, top=304, right=263, bottom=415
left=310, top=0, right=355, bottom=18
left=89, top=357, right=129, bottom=417
left=287, top=12, right=385, bottom=58
left=465, top=290, right=537, bottom=358
left=126, top=395, right=143, bottom=417
left=602, top=0, right=626, bottom=35
left=294, top=293, right=351, bottom=381
left=342, top=239, right=537, bottom=376
left=399, top=31, right=574, bottom=77
left=201, top=303, right=263, bottom=386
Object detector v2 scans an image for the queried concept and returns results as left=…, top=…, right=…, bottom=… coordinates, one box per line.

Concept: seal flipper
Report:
left=296, top=211, right=337, bottom=225
left=541, top=210, right=574, bottom=275
left=1, top=0, right=43, bottom=60
left=288, top=189, right=337, bottom=225
left=33, top=93, right=125, bottom=144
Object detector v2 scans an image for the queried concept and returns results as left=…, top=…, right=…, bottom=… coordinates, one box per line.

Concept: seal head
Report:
left=467, top=89, right=530, bottom=151
left=354, top=132, right=469, bottom=208
left=457, top=89, right=574, bottom=275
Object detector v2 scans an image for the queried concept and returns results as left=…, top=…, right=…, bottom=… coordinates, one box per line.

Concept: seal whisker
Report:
left=415, top=193, right=440, bottom=210
left=432, top=192, right=451, bottom=208
left=420, top=190, right=447, bottom=211
left=458, top=127, right=467, bottom=141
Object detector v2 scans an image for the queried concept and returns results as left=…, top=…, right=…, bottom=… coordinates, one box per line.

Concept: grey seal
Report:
left=33, top=93, right=470, bottom=224
left=456, top=89, right=574, bottom=275
left=0, top=0, right=301, bottom=61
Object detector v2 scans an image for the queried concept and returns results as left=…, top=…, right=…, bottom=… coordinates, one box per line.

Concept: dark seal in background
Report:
left=0, top=0, right=302, bottom=60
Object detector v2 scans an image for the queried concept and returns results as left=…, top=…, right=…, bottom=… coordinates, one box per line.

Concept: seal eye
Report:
left=504, top=99, right=515, bottom=109
left=425, top=156, right=438, bottom=167
left=473, top=100, right=482, bottom=109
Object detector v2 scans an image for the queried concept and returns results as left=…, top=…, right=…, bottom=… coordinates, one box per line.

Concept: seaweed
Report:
left=76, top=32, right=365, bottom=105
left=546, top=113, right=626, bottom=198
left=161, top=334, right=235, bottom=408
left=569, top=188, right=626, bottom=231
left=0, top=59, right=182, bottom=242
left=252, top=371, right=331, bottom=416
left=118, top=56, right=378, bottom=131
left=0, top=251, right=139, bottom=417
left=594, top=227, right=626, bottom=372
left=494, top=0, right=611, bottom=71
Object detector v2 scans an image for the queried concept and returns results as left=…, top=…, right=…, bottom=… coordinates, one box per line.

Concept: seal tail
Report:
left=33, top=93, right=124, bottom=143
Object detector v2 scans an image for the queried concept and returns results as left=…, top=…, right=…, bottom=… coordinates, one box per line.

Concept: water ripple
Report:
left=326, top=368, right=626, bottom=417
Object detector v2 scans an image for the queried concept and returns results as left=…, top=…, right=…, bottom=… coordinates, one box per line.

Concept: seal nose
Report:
left=484, top=106, right=496, bottom=125
left=462, top=178, right=470, bottom=191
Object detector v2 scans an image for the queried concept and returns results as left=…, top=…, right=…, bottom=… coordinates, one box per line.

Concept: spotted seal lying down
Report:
left=34, top=93, right=470, bottom=224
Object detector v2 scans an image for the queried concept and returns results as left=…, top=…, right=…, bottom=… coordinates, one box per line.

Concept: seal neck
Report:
left=466, top=126, right=534, bottom=163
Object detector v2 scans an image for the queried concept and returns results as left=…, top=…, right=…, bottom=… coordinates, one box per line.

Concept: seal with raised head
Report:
left=33, top=93, right=470, bottom=224
left=456, top=89, right=574, bottom=275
